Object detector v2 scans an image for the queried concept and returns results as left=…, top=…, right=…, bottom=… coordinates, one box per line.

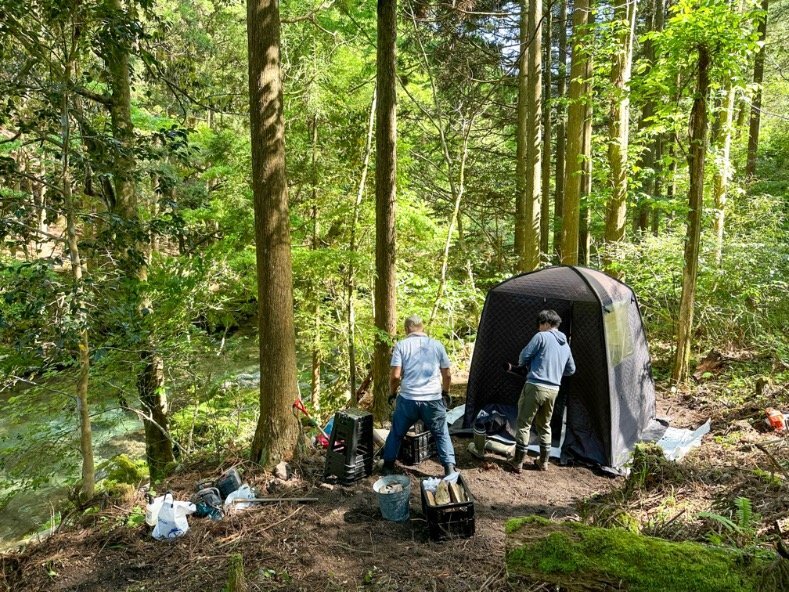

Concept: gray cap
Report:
left=404, top=315, right=424, bottom=330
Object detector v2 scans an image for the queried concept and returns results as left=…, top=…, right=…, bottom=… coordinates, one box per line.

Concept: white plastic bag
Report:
left=152, top=493, right=196, bottom=540
left=145, top=495, right=165, bottom=527
left=224, top=483, right=256, bottom=511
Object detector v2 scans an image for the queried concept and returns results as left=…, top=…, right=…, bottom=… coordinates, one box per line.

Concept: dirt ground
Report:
left=2, top=381, right=786, bottom=592
left=1, top=434, right=620, bottom=592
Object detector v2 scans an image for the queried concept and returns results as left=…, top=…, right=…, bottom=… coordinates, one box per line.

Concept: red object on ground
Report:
left=292, top=399, right=331, bottom=447
left=766, top=408, right=786, bottom=433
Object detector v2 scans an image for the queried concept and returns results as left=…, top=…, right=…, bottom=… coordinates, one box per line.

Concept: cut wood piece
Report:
left=435, top=480, right=451, bottom=506
left=447, top=483, right=458, bottom=503
left=448, top=482, right=463, bottom=504
left=425, top=490, right=436, bottom=506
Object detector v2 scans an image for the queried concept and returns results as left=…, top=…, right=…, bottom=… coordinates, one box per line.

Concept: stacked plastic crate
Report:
left=323, top=408, right=374, bottom=485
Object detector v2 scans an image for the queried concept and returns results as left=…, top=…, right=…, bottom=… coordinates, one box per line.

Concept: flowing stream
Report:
left=0, top=334, right=343, bottom=551
left=0, top=383, right=145, bottom=551
left=0, top=337, right=265, bottom=551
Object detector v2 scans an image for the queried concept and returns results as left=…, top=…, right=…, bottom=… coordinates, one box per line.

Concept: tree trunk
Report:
left=664, top=137, right=678, bottom=227
left=650, top=0, right=665, bottom=236
left=650, top=132, right=664, bottom=235
left=32, top=166, right=47, bottom=256
left=603, top=0, right=637, bottom=274
left=105, top=0, right=136, bottom=220
left=633, top=0, right=661, bottom=235
left=541, top=4, right=552, bottom=259
left=104, top=0, right=174, bottom=480
left=247, top=0, right=300, bottom=464
left=712, top=87, right=735, bottom=267
left=579, top=106, right=592, bottom=266
left=673, top=46, right=710, bottom=383
left=519, top=0, right=542, bottom=272
left=348, top=91, right=377, bottom=403
left=553, top=0, right=568, bottom=261
left=579, top=6, right=594, bottom=266
left=137, top=354, right=174, bottom=475
left=373, top=0, right=398, bottom=424
left=310, top=114, right=321, bottom=409
left=62, top=35, right=94, bottom=501
left=515, top=0, right=528, bottom=264
left=745, top=0, right=768, bottom=178
left=560, top=0, right=590, bottom=265
left=429, top=123, right=471, bottom=327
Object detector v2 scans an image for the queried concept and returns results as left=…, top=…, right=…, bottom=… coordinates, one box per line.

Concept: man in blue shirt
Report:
left=510, top=309, right=576, bottom=474
left=381, top=315, right=457, bottom=476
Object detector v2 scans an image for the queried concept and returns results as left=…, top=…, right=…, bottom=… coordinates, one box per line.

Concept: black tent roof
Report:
left=463, top=266, right=658, bottom=470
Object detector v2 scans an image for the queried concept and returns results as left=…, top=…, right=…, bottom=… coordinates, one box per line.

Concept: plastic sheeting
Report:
left=655, top=419, right=711, bottom=461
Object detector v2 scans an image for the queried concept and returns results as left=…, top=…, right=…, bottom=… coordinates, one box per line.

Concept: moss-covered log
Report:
left=506, top=516, right=778, bottom=591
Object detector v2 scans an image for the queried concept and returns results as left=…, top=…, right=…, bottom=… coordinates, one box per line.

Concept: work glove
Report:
left=388, top=392, right=397, bottom=406
left=441, top=390, right=451, bottom=408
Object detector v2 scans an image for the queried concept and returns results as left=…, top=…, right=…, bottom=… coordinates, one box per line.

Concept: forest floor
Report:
left=2, top=354, right=788, bottom=592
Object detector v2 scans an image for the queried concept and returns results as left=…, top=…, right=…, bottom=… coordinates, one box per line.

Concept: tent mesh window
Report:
left=604, top=299, right=634, bottom=366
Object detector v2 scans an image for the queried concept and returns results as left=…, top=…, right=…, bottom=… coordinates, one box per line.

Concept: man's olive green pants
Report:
left=515, top=382, right=559, bottom=452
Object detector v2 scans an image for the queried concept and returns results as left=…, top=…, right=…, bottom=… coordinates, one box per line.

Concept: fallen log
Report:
left=506, top=515, right=779, bottom=591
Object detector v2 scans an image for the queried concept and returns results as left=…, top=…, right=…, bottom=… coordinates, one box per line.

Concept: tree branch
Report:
left=73, top=86, right=113, bottom=106
left=281, top=1, right=335, bottom=24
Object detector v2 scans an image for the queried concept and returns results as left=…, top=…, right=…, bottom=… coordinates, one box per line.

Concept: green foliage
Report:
left=100, top=455, right=148, bottom=486
left=169, top=383, right=259, bottom=456
left=751, top=468, right=783, bottom=488
left=506, top=516, right=773, bottom=591
left=624, top=443, right=685, bottom=498
left=610, top=182, right=788, bottom=354
left=698, top=497, right=761, bottom=548
left=125, top=505, right=146, bottom=528
left=651, top=0, right=761, bottom=88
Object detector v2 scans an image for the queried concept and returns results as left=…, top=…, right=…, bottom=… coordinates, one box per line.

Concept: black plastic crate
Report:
left=323, top=408, right=374, bottom=484
left=399, top=430, right=436, bottom=465
left=324, top=453, right=373, bottom=484
left=420, top=474, right=475, bottom=541
left=325, top=454, right=373, bottom=475
left=324, top=466, right=372, bottom=485
left=333, top=408, right=373, bottom=436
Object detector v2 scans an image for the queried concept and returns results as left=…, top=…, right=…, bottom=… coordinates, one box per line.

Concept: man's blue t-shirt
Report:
left=391, top=333, right=450, bottom=401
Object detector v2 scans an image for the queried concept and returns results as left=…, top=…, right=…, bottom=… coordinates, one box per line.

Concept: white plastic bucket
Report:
left=373, top=475, right=411, bottom=522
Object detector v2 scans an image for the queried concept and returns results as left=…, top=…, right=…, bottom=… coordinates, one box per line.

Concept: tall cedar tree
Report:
left=603, top=0, right=637, bottom=273
left=561, top=0, right=590, bottom=264
left=554, top=0, right=568, bottom=260
left=541, top=4, right=552, bottom=258
left=373, top=0, right=398, bottom=423
left=634, top=0, right=666, bottom=235
left=516, top=0, right=542, bottom=272
left=247, top=0, right=300, bottom=464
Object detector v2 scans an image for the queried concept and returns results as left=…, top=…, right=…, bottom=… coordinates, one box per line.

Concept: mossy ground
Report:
left=505, top=516, right=777, bottom=592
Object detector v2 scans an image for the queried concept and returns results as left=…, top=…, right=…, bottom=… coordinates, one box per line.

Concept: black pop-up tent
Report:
left=463, top=266, right=664, bottom=472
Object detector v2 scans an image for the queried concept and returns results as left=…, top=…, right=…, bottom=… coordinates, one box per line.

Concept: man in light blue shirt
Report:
left=510, top=309, right=575, bottom=474
left=381, top=315, right=456, bottom=476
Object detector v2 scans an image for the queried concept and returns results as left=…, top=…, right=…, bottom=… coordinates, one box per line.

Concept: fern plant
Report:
left=698, top=496, right=761, bottom=548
